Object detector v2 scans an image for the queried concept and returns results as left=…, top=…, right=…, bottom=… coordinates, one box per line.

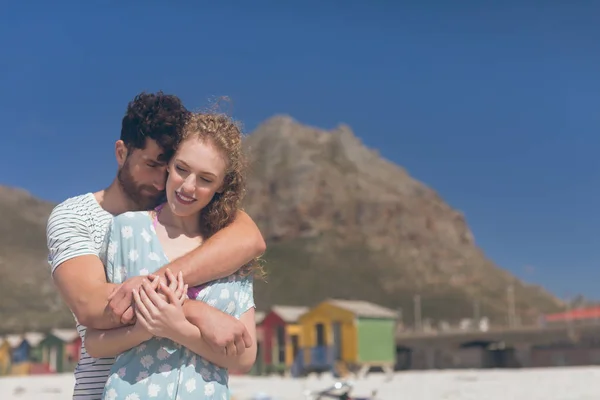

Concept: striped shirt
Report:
left=46, top=193, right=114, bottom=400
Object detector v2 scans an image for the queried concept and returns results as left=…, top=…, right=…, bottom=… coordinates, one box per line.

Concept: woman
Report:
left=85, top=112, right=261, bottom=400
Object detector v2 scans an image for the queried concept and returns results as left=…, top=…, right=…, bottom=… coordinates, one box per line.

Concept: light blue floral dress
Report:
left=100, top=209, right=255, bottom=400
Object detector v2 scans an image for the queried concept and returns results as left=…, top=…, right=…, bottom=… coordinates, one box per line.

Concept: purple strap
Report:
left=152, top=203, right=165, bottom=228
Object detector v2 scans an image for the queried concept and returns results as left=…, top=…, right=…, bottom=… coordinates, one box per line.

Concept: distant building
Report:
left=544, top=306, right=600, bottom=325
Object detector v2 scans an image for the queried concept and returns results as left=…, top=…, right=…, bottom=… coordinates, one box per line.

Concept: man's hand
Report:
left=191, top=304, right=253, bottom=357
left=107, top=275, right=150, bottom=325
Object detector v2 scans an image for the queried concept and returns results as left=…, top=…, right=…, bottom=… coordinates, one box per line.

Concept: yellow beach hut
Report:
left=298, top=299, right=398, bottom=377
left=0, top=337, right=12, bottom=375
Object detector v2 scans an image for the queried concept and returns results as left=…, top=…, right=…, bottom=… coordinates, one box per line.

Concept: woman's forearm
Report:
left=85, top=325, right=152, bottom=358
left=171, top=321, right=256, bottom=372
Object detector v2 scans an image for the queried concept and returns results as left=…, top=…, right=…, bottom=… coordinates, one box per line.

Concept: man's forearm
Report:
left=76, top=283, right=122, bottom=330
left=157, top=210, right=266, bottom=286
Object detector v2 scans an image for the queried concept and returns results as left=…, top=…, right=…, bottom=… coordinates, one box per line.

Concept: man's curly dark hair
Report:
left=120, top=91, right=190, bottom=160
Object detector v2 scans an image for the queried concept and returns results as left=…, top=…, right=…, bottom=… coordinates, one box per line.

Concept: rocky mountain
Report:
left=0, top=186, right=74, bottom=334
left=243, top=116, right=563, bottom=326
left=0, top=115, right=564, bottom=333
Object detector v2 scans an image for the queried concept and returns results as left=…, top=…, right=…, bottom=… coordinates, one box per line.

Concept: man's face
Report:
left=117, top=139, right=169, bottom=210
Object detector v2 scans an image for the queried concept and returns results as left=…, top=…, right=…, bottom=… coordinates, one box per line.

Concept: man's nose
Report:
left=153, top=169, right=167, bottom=191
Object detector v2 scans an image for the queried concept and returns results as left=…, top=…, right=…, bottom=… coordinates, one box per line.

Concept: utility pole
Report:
left=565, top=295, right=575, bottom=338
left=473, top=299, right=480, bottom=323
left=507, top=284, right=516, bottom=328
left=414, top=294, right=422, bottom=332
left=397, top=307, right=404, bottom=331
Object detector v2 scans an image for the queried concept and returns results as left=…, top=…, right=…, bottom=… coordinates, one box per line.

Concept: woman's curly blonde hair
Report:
left=180, top=111, right=265, bottom=279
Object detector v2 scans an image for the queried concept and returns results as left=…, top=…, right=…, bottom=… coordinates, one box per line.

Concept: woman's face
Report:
left=165, top=137, right=227, bottom=217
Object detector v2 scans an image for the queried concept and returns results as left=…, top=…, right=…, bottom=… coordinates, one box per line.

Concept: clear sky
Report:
left=2, top=1, right=599, bottom=300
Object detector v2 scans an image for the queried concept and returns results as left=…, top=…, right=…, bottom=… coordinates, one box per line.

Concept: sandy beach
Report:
left=1, top=367, right=599, bottom=400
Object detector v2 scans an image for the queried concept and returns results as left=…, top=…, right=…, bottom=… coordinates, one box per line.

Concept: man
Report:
left=46, top=92, right=266, bottom=399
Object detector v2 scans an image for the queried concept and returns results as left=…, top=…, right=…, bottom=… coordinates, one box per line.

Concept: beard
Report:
left=117, top=161, right=165, bottom=211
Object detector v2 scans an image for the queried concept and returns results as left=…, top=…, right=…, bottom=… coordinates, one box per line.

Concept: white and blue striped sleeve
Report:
left=46, top=201, right=96, bottom=275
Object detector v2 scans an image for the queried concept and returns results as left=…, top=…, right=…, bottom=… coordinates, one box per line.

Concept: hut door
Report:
left=291, top=334, right=300, bottom=359
left=332, top=322, right=342, bottom=361
left=49, top=347, right=57, bottom=372
left=315, top=323, right=326, bottom=347
left=276, top=326, right=286, bottom=364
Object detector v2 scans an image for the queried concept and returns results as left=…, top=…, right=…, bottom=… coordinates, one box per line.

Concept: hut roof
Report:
left=23, top=332, right=44, bottom=347
left=51, top=329, right=79, bottom=343
left=270, top=306, right=309, bottom=323
left=4, top=334, right=24, bottom=348
left=255, top=311, right=266, bottom=324
left=326, top=299, right=398, bottom=319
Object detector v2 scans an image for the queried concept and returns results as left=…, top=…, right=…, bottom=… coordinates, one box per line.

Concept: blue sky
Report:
left=2, top=1, right=600, bottom=299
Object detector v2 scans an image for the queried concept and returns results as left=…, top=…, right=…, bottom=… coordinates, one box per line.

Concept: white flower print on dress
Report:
left=121, top=226, right=133, bottom=239
left=141, top=228, right=152, bottom=243
left=105, top=388, right=117, bottom=400
left=219, top=288, right=230, bottom=299
left=226, top=300, right=236, bottom=314
left=148, top=383, right=161, bottom=397
left=204, top=382, right=215, bottom=396
left=148, top=252, right=161, bottom=262
left=118, top=367, right=127, bottom=378
left=167, top=383, right=175, bottom=397
left=185, top=378, right=197, bottom=393
left=129, top=249, right=139, bottom=262
left=239, top=290, right=251, bottom=308
left=125, top=394, right=140, bottom=400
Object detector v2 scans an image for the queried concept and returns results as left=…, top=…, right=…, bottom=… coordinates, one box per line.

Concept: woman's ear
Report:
left=115, top=140, right=128, bottom=167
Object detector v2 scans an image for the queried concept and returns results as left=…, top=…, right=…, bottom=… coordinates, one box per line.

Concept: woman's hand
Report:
left=133, top=271, right=189, bottom=340
left=147, top=269, right=188, bottom=305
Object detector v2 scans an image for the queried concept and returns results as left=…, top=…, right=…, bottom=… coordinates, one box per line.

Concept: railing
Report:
left=292, top=346, right=335, bottom=376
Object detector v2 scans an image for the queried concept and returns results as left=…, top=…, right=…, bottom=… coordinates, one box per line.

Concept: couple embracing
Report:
left=46, top=92, right=266, bottom=400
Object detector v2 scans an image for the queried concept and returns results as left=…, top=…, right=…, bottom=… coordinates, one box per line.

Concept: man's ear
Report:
left=115, top=140, right=128, bottom=167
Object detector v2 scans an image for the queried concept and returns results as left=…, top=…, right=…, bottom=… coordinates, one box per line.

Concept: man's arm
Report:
left=157, top=210, right=266, bottom=285
left=52, top=255, right=122, bottom=329
left=47, top=202, right=123, bottom=329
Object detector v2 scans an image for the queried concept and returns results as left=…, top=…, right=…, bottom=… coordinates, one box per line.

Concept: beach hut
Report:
left=232, top=311, right=266, bottom=376
left=250, top=311, right=266, bottom=376
left=298, top=299, right=398, bottom=377
left=39, top=329, right=80, bottom=373
left=3, top=332, right=44, bottom=375
left=0, top=337, right=12, bottom=375
left=260, top=305, right=308, bottom=374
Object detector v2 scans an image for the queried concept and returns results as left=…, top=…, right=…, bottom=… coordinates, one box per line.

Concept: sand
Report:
left=1, top=367, right=600, bottom=399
